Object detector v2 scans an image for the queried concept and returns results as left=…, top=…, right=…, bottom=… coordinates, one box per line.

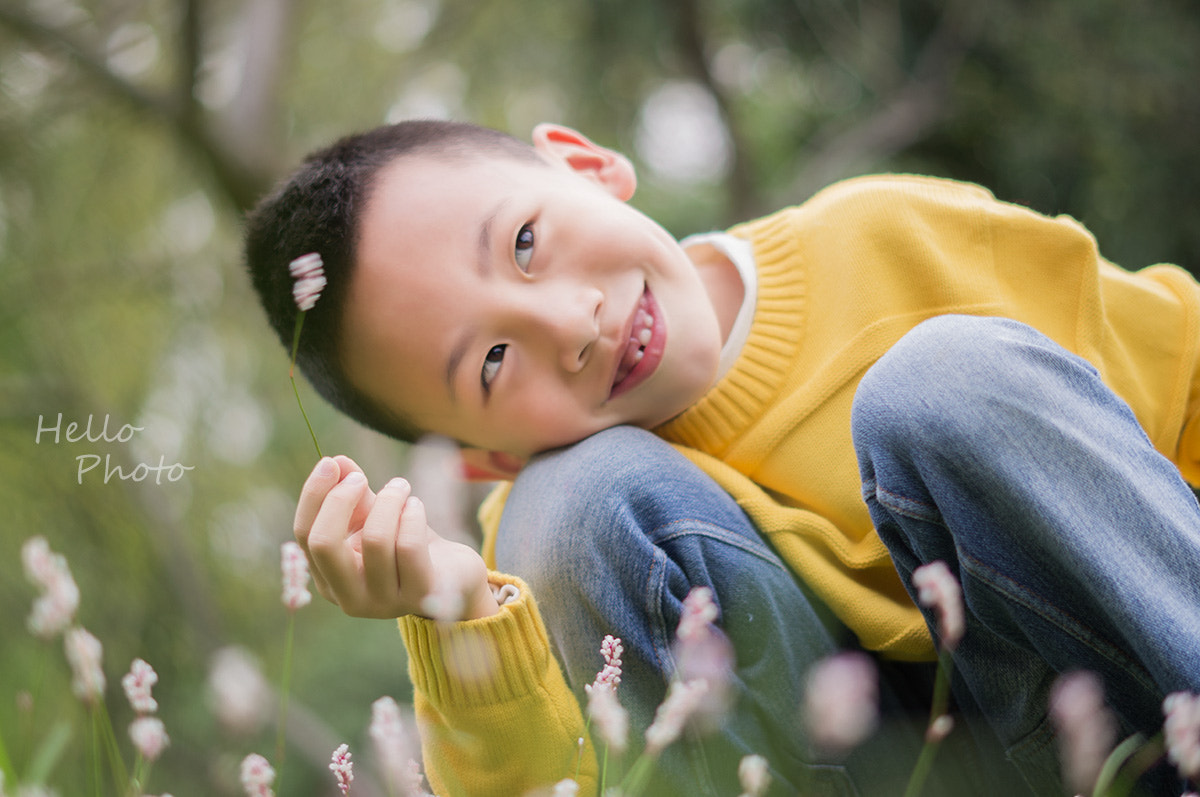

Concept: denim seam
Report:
left=959, top=549, right=1160, bottom=696
left=644, top=547, right=676, bottom=679
left=866, top=476, right=1159, bottom=697
left=867, top=480, right=944, bottom=525
left=651, top=519, right=791, bottom=572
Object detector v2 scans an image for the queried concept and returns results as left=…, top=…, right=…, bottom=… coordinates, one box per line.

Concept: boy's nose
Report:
left=534, top=286, right=602, bottom=372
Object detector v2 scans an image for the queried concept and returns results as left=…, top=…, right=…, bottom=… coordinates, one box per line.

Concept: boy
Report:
left=245, top=119, right=1200, bottom=795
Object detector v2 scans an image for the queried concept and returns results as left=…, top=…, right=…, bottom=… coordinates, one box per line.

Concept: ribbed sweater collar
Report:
left=656, top=209, right=806, bottom=457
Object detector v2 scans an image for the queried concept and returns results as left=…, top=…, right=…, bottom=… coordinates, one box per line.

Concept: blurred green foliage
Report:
left=1, top=0, right=1198, bottom=793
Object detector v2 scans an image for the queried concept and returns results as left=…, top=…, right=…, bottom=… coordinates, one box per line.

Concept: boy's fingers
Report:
left=360, top=478, right=412, bottom=603
left=333, top=455, right=377, bottom=530
left=308, top=471, right=370, bottom=595
left=331, top=454, right=360, bottom=473
left=294, top=457, right=341, bottom=548
left=394, top=495, right=434, bottom=603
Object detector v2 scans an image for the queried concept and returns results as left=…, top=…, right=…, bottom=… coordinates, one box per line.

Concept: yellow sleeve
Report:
left=398, top=573, right=599, bottom=796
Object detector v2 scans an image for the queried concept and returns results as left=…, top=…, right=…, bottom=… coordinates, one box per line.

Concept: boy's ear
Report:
left=531, top=123, right=637, bottom=201
left=459, top=448, right=527, bottom=482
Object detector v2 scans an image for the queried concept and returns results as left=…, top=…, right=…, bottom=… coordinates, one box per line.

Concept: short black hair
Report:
left=243, top=119, right=541, bottom=442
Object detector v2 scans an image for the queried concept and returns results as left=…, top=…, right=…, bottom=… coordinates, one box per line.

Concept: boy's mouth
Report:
left=609, top=286, right=666, bottom=399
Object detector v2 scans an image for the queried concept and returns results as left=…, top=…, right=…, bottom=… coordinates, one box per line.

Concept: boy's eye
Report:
left=481, top=344, right=507, bottom=393
left=514, top=223, right=534, bottom=271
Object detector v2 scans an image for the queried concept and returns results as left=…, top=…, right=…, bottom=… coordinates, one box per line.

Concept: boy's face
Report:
left=341, top=125, right=726, bottom=458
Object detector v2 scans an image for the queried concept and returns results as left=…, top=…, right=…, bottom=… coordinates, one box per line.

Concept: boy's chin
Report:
left=459, top=448, right=527, bottom=481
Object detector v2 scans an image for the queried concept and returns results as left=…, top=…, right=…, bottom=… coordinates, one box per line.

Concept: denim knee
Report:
left=851, top=314, right=1093, bottom=461
left=495, top=426, right=867, bottom=795
left=498, top=425, right=763, bottom=586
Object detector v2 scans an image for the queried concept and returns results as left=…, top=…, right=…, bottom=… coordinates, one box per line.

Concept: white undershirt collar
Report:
left=680, top=232, right=758, bottom=384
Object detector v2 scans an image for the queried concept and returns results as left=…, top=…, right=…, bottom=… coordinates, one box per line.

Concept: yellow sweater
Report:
left=399, top=175, right=1200, bottom=795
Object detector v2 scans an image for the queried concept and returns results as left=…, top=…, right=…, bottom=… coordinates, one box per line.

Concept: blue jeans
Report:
left=852, top=315, right=1200, bottom=794
left=496, top=432, right=1024, bottom=794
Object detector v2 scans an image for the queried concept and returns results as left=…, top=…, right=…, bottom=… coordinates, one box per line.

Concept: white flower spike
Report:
left=122, top=657, right=159, bottom=715
left=912, top=560, right=965, bottom=651
left=289, top=252, right=326, bottom=312
left=281, top=540, right=312, bottom=611
left=330, top=743, right=354, bottom=795
left=239, top=753, right=276, bottom=797
left=129, top=715, right=170, bottom=761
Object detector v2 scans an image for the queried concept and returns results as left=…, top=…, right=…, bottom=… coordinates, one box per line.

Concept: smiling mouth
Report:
left=609, top=286, right=666, bottom=399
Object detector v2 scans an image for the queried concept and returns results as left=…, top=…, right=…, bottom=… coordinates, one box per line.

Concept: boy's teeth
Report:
left=614, top=292, right=656, bottom=387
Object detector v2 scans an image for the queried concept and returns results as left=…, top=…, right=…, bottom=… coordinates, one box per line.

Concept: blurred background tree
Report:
left=1, top=0, right=1197, bottom=793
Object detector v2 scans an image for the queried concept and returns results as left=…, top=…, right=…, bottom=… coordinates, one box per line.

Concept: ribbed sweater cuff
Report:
left=397, top=573, right=553, bottom=709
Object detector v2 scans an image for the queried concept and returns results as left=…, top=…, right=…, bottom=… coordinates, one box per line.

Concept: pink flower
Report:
left=288, top=252, right=326, bottom=312
left=129, top=715, right=169, bottom=761
left=21, top=535, right=59, bottom=584
left=281, top=541, right=312, bottom=611
left=369, top=695, right=406, bottom=750
left=582, top=636, right=629, bottom=751
left=552, top=779, right=579, bottom=797
left=64, top=627, right=105, bottom=703
left=586, top=680, right=629, bottom=753
left=585, top=635, right=624, bottom=695
left=239, top=753, right=276, bottom=797
left=207, top=646, right=271, bottom=735
left=1163, top=691, right=1200, bottom=781
left=737, top=753, right=771, bottom=797
left=912, top=561, right=965, bottom=650
left=645, top=679, right=709, bottom=756
left=406, top=434, right=472, bottom=545
left=804, top=652, right=879, bottom=755
left=22, top=536, right=80, bottom=639
left=1049, top=671, right=1117, bottom=793
left=329, top=743, right=354, bottom=795
left=676, top=587, right=719, bottom=644
left=672, top=588, right=734, bottom=733
left=369, top=696, right=426, bottom=797
left=122, top=658, right=159, bottom=715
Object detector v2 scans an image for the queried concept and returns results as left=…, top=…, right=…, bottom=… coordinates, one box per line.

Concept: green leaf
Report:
left=25, top=719, right=73, bottom=786
left=0, top=726, right=14, bottom=784
left=1092, top=732, right=1159, bottom=797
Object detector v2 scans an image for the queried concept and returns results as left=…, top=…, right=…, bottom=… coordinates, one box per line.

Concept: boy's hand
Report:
left=294, top=456, right=499, bottom=621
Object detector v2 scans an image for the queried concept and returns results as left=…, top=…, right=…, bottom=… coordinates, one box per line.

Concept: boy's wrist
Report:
left=462, top=580, right=502, bottom=620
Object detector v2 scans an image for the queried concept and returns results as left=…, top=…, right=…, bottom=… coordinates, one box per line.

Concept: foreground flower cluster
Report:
left=545, top=561, right=1200, bottom=797
left=7, top=533, right=1200, bottom=796
left=11, top=537, right=174, bottom=796
left=7, top=536, right=438, bottom=797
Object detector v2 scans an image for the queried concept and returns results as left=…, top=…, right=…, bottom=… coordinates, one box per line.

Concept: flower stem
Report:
left=903, top=649, right=955, bottom=797
left=600, top=742, right=610, bottom=793
left=94, top=701, right=129, bottom=795
left=574, top=721, right=590, bottom=783
left=275, top=610, right=298, bottom=793
left=130, top=753, right=147, bottom=797
left=90, top=707, right=101, bottom=797
left=619, top=752, right=656, bottom=797
left=289, top=312, right=322, bottom=458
